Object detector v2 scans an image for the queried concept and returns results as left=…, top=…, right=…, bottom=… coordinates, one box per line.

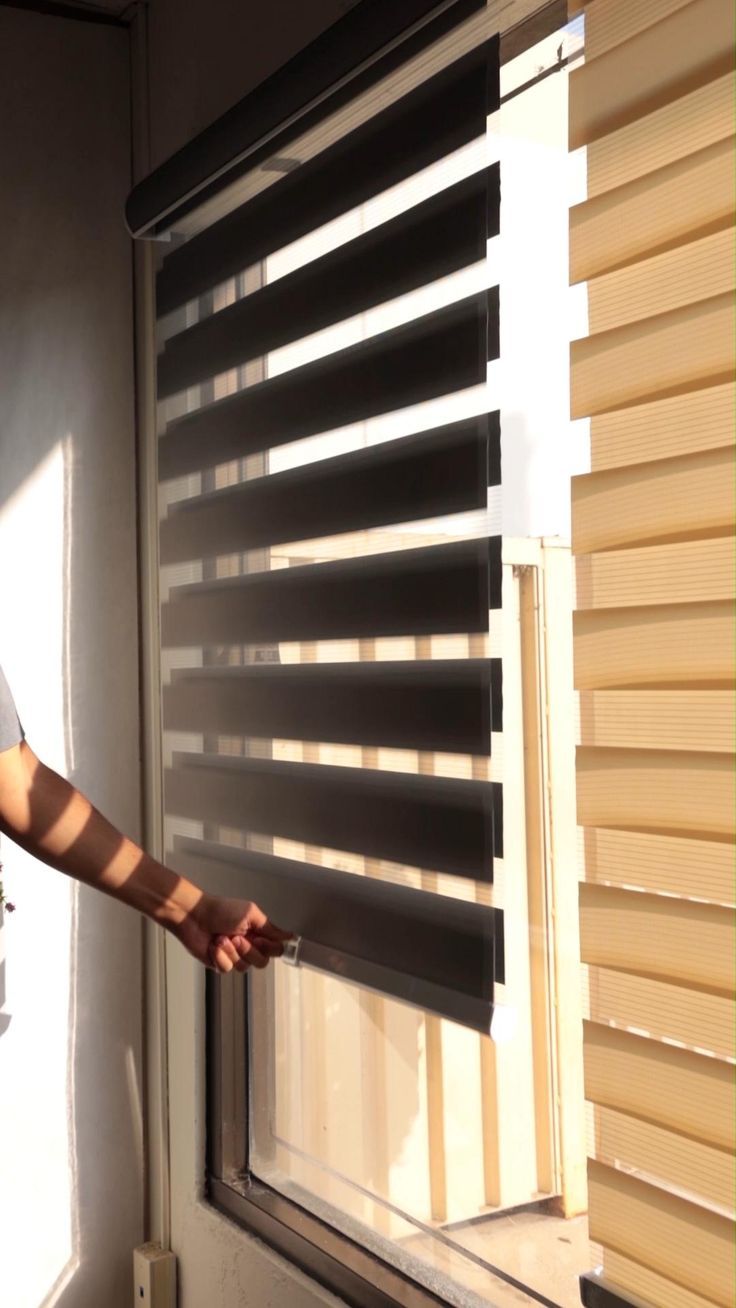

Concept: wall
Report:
left=0, top=9, right=143, bottom=1307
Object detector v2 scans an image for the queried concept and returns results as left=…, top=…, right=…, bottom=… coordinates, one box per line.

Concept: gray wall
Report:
left=0, top=8, right=142, bottom=1307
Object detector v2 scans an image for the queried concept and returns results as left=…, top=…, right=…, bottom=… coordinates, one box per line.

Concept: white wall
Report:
left=0, top=9, right=143, bottom=1306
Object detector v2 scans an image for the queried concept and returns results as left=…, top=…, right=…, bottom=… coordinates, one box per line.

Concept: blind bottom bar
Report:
left=171, top=835, right=502, bottom=1029
left=293, top=940, right=495, bottom=1033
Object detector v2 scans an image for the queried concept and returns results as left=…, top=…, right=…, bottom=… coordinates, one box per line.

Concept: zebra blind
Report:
left=569, top=1, right=736, bottom=1305
left=131, top=0, right=505, bottom=1032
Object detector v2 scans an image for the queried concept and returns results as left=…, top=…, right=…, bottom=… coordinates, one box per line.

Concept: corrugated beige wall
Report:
left=569, top=2, right=735, bottom=1306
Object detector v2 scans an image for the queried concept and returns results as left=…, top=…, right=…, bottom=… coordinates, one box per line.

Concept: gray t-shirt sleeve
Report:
left=0, top=665, right=23, bottom=751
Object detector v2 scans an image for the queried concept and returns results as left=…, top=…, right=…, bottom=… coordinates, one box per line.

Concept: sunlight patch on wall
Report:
left=0, top=435, right=79, bottom=1308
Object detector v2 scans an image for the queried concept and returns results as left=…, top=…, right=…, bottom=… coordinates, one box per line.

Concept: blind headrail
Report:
left=125, top=0, right=483, bottom=239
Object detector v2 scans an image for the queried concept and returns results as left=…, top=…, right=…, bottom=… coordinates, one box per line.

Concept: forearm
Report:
left=0, top=741, right=201, bottom=929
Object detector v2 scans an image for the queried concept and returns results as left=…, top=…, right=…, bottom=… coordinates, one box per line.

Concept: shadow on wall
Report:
left=0, top=7, right=143, bottom=1307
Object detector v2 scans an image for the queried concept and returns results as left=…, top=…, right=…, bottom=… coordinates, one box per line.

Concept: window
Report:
left=133, top=2, right=600, bottom=1305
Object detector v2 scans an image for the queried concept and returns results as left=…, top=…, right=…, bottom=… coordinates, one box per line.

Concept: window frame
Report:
left=207, top=974, right=455, bottom=1308
left=200, top=7, right=572, bottom=1305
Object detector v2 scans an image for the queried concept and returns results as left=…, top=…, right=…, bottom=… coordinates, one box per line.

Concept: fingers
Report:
left=248, top=915, right=293, bottom=943
left=209, top=933, right=270, bottom=974
left=209, top=935, right=240, bottom=973
left=239, top=900, right=293, bottom=943
left=231, top=934, right=269, bottom=971
left=248, top=934, right=286, bottom=959
left=242, top=901, right=268, bottom=932
left=220, top=897, right=293, bottom=944
left=207, top=917, right=290, bottom=975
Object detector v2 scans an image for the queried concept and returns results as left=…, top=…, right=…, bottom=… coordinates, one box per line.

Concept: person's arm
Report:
left=0, top=739, right=290, bottom=973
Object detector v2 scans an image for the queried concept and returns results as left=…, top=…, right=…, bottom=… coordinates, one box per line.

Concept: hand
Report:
left=173, top=892, right=292, bottom=974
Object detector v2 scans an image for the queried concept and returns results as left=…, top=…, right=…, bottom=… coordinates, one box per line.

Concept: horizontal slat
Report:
left=159, top=291, right=495, bottom=480
left=581, top=827, right=734, bottom=906
left=586, top=70, right=735, bottom=200
left=583, top=0, right=695, bottom=62
left=583, top=1021, right=735, bottom=1151
left=571, top=137, right=735, bottom=284
left=570, top=290, right=735, bottom=418
left=576, top=746, right=735, bottom=841
left=580, top=882, right=735, bottom=996
left=587, top=1159, right=735, bottom=1308
left=576, top=537, right=736, bottom=610
left=569, top=0, right=735, bottom=149
left=593, top=1105, right=734, bottom=1215
left=162, top=537, right=500, bottom=647
left=587, top=223, right=734, bottom=334
left=165, top=753, right=501, bottom=877
left=578, top=689, right=736, bottom=752
left=164, top=658, right=501, bottom=754
left=572, top=446, right=735, bottom=554
left=155, top=38, right=494, bottom=314
left=171, top=835, right=503, bottom=1029
left=591, top=1252, right=724, bottom=1308
left=159, top=416, right=498, bottom=564
left=158, top=167, right=498, bottom=398
left=588, top=381, right=734, bottom=472
left=573, top=601, right=735, bottom=690
left=589, top=966, right=735, bottom=1062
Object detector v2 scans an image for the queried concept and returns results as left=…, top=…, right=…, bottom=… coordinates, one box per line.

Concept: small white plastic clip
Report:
left=282, top=936, right=303, bottom=967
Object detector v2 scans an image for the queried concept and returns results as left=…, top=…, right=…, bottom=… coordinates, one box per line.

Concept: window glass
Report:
left=227, top=15, right=591, bottom=1308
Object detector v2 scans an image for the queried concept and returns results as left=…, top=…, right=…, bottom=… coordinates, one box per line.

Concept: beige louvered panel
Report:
left=586, top=70, right=735, bottom=201
left=594, top=1106, right=734, bottom=1215
left=576, top=747, right=735, bottom=840
left=574, top=601, right=735, bottom=690
left=583, top=0, right=702, bottom=62
left=588, top=381, right=734, bottom=472
left=589, top=967, right=735, bottom=1061
left=583, top=1022, right=735, bottom=1152
left=571, top=290, right=735, bottom=418
left=602, top=1250, right=726, bottom=1308
left=576, top=537, right=735, bottom=610
left=572, top=445, right=735, bottom=553
left=578, top=689, right=736, bottom=752
left=572, top=138, right=735, bottom=284
left=580, top=883, right=736, bottom=994
left=582, top=827, right=734, bottom=906
left=587, top=1160, right=735, bottom=1307
left=570, top=0, right=735, bottom=149
left=571, top=1, right=736, bottom=1296
left=587, top=225, right=735, bottom=334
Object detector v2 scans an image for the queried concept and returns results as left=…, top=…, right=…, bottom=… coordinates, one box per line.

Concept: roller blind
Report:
left=130, top=0, right=504, bottom=1032
left=569, top=2, right=735, bottom=1306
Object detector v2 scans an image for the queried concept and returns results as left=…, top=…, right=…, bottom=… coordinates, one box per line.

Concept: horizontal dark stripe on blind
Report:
left=172, top=836, right=503, bottom=1029
left=157, top=166, right=499, bottom=399
left=159, top=291, right=495, bottom=481
left=166, top=753, right=500, bottom=877
left=162, top=537, right=500, bottom=647
left=154, top=37, right=497, bottom=312
left=130, top=1, right=490, bottom=241
left=160, top=416, right=498, bottom=564
left=164, top=658, right=500, bottom=755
